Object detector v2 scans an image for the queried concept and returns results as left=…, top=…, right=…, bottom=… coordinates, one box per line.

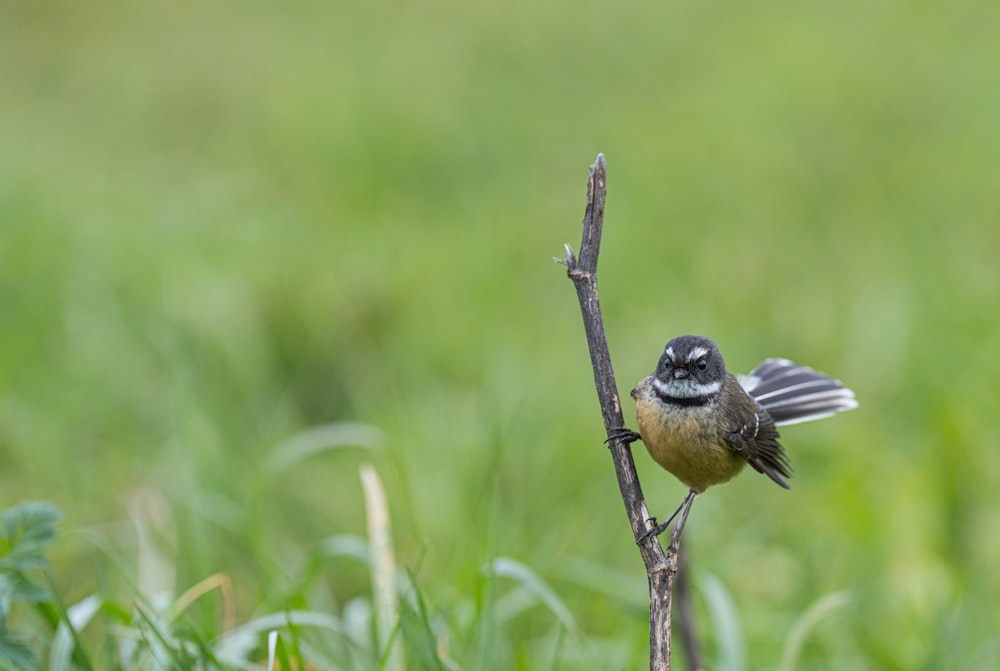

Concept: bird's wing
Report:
left=722, top=385, right=792, bottom=489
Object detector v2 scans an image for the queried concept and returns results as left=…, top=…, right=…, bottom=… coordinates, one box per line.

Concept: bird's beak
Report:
left=673, top=369, right=689, bottom=380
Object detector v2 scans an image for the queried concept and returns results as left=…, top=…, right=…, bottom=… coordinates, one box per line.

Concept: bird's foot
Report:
left=636, top=490, right=698, bottom=546
left=605, top=428, right=642, bottom=446
left=636, top=517, right=673, bottom=544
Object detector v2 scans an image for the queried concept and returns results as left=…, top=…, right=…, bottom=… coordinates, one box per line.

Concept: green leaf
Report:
left=0, top=621, right=35, bottom=670
left=283, top=613, right=309, bottom=671
left=0, top=572, right=49, bottom=604
left=0, top=503, right=62, bottom=622
left=0, top=502, right=61, bottom=573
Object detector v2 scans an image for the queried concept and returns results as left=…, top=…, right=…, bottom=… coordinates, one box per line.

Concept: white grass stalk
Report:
left=360, top=464, right=403, bottom=671
left=129, top=487, right=176, bottom=610
left=267, top=630, right=278, bottom=671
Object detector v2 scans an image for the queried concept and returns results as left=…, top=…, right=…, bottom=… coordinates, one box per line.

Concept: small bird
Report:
left=626, top=334, right=857, bottom=540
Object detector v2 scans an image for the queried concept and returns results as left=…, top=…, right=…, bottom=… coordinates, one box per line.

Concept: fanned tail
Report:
left=740, top=358, right=857, bottom=426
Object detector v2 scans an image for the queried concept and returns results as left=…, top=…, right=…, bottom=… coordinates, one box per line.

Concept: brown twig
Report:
left=555, top=154, right=686, bottom=670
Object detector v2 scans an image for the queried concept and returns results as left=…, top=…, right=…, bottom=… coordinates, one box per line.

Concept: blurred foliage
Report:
left=0, top=503, right=62, bottom=670
left=2, top=0, right=999, bottom=668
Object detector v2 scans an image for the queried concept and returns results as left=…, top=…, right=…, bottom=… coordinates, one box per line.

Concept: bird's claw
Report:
left=605, top=428, right=642, bottom=446
left=636, top=518, right=671, bottom=544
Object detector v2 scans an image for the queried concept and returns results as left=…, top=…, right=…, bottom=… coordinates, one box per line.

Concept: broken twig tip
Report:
left=556, top=243, right=577, bottom=268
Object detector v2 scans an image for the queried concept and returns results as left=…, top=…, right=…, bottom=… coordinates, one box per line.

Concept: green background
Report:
left=2, top=0, right=998, bottom=667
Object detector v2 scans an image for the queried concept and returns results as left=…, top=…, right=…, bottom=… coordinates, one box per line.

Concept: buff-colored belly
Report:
left=634, top=383, right=745, bottom=493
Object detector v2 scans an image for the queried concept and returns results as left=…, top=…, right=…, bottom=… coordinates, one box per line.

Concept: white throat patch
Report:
left=652, top=376, right=722, bottom=399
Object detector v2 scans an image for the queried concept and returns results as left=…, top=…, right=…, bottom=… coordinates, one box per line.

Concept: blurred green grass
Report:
left=2, top=0, right=999, bottom=667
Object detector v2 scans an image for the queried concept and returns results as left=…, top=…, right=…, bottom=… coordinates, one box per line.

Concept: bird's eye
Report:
left=696, top=358, right=708, bottom=371
left=662, top=359, right=671, bottom=370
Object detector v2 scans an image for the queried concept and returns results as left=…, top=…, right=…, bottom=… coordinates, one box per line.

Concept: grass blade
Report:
left=49, top=594, right=102, bottom=671
left=777, top=590, right=851, bottom=671
left=698, top=573, right=746, bottom=671
left=489, top=557, right=578, bottom=636
left=267, top=422, right=381, bottom=473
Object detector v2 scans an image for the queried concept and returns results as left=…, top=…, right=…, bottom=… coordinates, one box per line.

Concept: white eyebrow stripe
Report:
left=687, top=346, right=708, bottom=361
left=664, top=347, right=675, bottom=360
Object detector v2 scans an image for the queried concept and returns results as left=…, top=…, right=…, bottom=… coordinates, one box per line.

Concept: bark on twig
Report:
left=555, top=154, right=684, bottom=670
